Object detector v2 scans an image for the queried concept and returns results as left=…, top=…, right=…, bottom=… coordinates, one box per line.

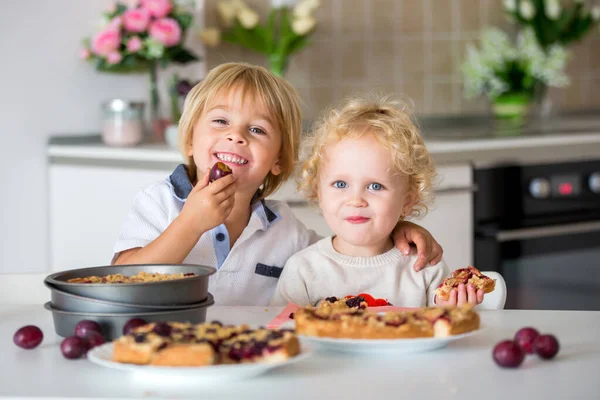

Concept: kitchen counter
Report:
left=48, top=112, right=600, bottom=167
left=2, top=305, right=599, bottom=399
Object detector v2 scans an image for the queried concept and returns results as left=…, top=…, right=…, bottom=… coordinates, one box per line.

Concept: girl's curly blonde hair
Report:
left=299, top=93, right=437, bottom=219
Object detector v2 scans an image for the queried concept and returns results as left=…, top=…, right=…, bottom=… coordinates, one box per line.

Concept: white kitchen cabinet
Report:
left=417, top=190, right=473, bottom=269
left=49, top=163, right=175, bottom=271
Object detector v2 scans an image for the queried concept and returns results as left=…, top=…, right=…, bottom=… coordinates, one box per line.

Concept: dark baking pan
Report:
left=44, top=293, right=214, bottom=340
left=45, top=264, right=215, bottom=306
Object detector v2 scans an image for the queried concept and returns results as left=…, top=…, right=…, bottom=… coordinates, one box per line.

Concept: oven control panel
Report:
left=529, top=173, right=600, bottom=198
left=476, top=160, right=600, bottom=222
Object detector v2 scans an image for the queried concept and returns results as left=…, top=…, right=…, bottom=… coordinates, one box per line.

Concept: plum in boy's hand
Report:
left=209, top=162, right=233, bottom=183
left=179, top=166, right=237, bottom=234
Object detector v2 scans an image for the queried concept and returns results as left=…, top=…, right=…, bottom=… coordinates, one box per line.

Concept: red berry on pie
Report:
left=357, top=293, right=375, bottom=303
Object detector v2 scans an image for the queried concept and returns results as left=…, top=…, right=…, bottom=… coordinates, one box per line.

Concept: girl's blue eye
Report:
left=333, top=181, right=347, bottom=189
left=214, top=119, right=227, bottom=125
left=250, top=127, right=265, bottom=135
left=368, top=182, right=384, bottom=191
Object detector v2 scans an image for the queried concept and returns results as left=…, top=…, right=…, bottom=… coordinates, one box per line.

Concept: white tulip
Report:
left=271, top=0, right=296, bottom=7
left=199, top=28, right=221, bottom=47
left=519, top=0, right=535, bottom=20
left=291, top=16, right=316, bottom=35
left=293, top=0, right=320, bottom=18
left=230, top=0, right=247, bottom=11
left=545, top=0, right=561, bottom=20
left=237, top=7, right=260, bottom=29
left=503, top=0, right=516, bottom=12
left=592, top=6, right=600, bottom=21
left=217, top=1, right=237, bottom=27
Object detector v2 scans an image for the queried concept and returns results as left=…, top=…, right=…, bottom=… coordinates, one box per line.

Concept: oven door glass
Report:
left=498, top=221, right=600, bottom=311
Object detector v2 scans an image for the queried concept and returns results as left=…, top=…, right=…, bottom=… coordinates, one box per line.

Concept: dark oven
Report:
left=474, top=160, right=600, bottom=311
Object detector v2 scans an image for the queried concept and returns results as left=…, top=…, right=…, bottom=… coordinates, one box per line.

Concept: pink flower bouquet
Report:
left=80, top=0, right=200, bottom=141
left=81, top=0, right=199, bottom=72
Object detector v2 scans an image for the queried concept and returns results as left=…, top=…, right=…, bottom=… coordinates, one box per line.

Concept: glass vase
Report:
left=491, top=92, right=533, bottom=128
left=532, top=83, right=555, bottom=119
left=148, top=62, right=168, bottom=143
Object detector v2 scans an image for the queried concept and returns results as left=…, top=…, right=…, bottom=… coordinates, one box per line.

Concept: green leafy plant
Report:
left=200, top=0, right=320, bottom=77
left=462, top=27, right=571, bottom=122
left=503, top=0, right=600, bottom=50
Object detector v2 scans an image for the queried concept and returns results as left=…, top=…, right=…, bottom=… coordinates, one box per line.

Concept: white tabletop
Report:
left=1, top=305, right=599, bottom=400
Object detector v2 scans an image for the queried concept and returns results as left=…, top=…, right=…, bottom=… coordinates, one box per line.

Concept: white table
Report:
left=2, top=305, right=599, bottom=399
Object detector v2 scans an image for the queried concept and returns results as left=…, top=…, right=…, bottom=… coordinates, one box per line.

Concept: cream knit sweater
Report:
left=270, top=237, right=450, bottom=307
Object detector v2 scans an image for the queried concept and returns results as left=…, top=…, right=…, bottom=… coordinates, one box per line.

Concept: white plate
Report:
left=281, top=321, right=485, bottom=354
left=88, top=342, right=312, bottom=383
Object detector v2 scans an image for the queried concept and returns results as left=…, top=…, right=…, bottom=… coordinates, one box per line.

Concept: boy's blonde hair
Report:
left=299, top=94, right=437, bottom=218
left=178, top=62, right=302, bottom=199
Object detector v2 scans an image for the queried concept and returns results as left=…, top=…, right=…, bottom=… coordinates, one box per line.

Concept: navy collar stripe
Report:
left=262, top=200, right=278, bottom=223
left=169, top=164, right=194, bottom=200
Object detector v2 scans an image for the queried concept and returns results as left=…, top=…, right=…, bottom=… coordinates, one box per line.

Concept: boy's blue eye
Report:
left=368, top=182, right=384, bottom=191
left=332, top=181, right=347, bottom=189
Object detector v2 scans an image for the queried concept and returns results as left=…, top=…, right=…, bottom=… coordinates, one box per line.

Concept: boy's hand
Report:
left=392, top=221, right=443, bottom=271
left=435, top=284, right=484, bottom=307
left=179, top=169, right=237, bottom=234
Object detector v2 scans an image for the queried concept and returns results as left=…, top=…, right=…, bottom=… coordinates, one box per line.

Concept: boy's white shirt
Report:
left=112, top=164, right=320, bottom=306
left=270, top=237, right=450, bottom=307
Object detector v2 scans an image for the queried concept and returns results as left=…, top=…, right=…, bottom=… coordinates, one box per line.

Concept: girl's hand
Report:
left=179, top=169, right=237, bottom=234
left=391, top=221, right=443, bottom=271
left=435, top=284, right=484, bottom=307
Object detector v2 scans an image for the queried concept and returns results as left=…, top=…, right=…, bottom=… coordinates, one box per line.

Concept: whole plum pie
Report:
left=67, top=271, right=196, bottom=284
left=294, top=304, right=481, bottom=339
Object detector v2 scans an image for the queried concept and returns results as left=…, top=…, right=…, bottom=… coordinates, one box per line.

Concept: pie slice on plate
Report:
left=112, top=321, right=300, bottom=366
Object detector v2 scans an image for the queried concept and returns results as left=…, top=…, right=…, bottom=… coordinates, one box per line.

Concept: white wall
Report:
left=0, top=1, right=205, bottom=274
